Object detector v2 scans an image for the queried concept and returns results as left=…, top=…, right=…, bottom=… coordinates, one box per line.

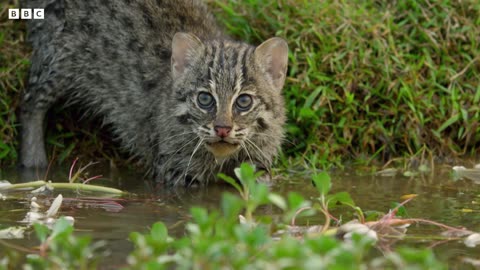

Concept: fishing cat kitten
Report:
left=19, top=0, right=288, bottom=186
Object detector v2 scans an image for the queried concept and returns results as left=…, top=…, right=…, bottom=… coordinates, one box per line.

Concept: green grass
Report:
left=212, top=0, right=480, bottom=168
left=0, top=1, right=28, bottom=164
left=1, top=0, right=480, bottom=168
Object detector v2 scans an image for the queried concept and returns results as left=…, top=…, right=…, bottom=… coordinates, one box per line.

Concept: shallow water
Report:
left=1, top=163, right=480, bottom=268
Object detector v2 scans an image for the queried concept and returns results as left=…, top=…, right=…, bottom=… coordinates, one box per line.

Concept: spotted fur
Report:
left=19, top=0, right=288, bottom=186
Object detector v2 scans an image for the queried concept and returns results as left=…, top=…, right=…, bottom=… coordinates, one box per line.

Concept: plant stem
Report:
left=0, top=181, right=125, bottom=194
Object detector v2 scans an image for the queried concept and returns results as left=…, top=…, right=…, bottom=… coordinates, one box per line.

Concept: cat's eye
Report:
left=197, top=92, right=215, bottom=109
left=235, top=94, right=253, bottom=111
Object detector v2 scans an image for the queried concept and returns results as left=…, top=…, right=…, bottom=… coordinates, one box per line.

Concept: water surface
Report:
left=1, top=163, right=479, bottom=268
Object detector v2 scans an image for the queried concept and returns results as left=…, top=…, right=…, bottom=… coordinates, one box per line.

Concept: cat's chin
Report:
left=205, top=141, right=240, bottom=158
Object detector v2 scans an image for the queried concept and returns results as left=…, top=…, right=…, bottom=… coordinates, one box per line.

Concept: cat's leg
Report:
left=19, top=105, right=48, bottom=168
left=19, top=56, right=64, bottom=169
left=19, top=84, right=62, bottom=168
left=19, top=0, right=68, bottom=169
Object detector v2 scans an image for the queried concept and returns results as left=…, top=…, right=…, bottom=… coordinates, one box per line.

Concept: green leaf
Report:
left=312, top=172, right=332, bottom=196
left=304, top=86, right=323, bottom=108
left=150, top=222, right=168, bottom=242
left=391, top=202, right=408, bottom=217
left=233, top=163, right=256, bottom=189
left=299, top=107, right=316, bottom=119
left=364, top=210, right=385, bottom=222
left=190, top=207, right=209, bottom=226
left=436, top=114, right=459, bottom=133
left=129, top=232, right=142, bottom=243
left=287, top=192, right=307, bottom=209
left=221, top=193, right=244, bottom=219
left=307, top=236, right=339, bottom=254
left=0, top=143, right=10, bottom=159
left=268, top=193, right=287, bottom=210
left=33, top=223, right=50, bottom=243
left=327, top=191, right=355, bottom=208
left=51, top=217, right=74, bottom=238
left=218, top=173, right=242, bottom=195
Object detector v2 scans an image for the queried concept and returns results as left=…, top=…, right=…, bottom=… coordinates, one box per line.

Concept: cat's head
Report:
left=170, top=32, right=288, bottom=162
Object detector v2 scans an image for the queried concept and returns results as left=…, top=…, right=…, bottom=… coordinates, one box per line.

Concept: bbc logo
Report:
left=8, top=9, right=44, bottom=20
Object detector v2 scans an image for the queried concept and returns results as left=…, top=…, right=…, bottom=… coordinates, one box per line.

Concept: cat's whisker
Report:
left=186, top=171, right=201, bottom=188
left=245, top=138, right=268, bottom=160
left=204, top=167, right=217, bottom=187
left=240, top=141, right=254, bottom=164
left=245, top=138, right=270, bottom=169
left=181, top=137, right=204, bottom=186
left=162, top=138, right=197, bottom=169
left=150, top=131, right=196, bottom=150
left=250, top=132, right=296, bottom=146
left=217, top=158, right=225, bottom=176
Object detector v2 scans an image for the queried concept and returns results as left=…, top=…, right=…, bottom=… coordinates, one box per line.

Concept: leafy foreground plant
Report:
left=126, top=164, right=451, bottom=269
left=0, top=217, right=103, bottom=270
left=3, top=164, right=466, bottom=269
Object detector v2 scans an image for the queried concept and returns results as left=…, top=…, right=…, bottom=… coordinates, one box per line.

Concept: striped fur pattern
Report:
left=19, top=0, right=288, bottom=186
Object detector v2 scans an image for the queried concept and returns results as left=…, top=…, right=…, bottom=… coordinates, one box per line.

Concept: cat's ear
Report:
left=171, top=32, right=204, bottom=79
left=254, top=37, right=288, bottom=91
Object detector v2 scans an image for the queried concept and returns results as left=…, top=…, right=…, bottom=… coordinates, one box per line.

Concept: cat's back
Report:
left=23, top=0, right=222, bottom=39
left=63, top=0, right=222, bottom=42
left=21, top=0, right=224, bottom=111
left=22, top=0, right=223, bottom=63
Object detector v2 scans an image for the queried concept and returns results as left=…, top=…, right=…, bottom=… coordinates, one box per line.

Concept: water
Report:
left=1, top=163, right=480, bottom=268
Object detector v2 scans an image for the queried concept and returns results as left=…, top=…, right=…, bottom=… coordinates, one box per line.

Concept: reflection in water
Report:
left=1, top=164, right=480, bottom=268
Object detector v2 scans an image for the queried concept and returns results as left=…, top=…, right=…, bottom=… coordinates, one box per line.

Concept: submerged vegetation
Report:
left=1, top=1, right=480, bottom=168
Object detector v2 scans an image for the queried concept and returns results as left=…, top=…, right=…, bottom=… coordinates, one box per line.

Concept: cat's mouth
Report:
left=205, top=141, right=240, bottom=158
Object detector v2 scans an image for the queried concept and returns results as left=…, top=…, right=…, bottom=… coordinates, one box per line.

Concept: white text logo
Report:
left=8, top=9, right=44, bottom=20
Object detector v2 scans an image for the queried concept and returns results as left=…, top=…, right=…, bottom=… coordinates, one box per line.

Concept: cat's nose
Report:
left=214, top=126, right=232, bottom=138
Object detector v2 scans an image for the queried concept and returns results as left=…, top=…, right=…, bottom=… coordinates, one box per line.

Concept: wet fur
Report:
left=19, top=0, right=287, bottom=186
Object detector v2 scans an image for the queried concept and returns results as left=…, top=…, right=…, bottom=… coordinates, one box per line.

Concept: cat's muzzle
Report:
left=205, top=140, right=240, bottom=158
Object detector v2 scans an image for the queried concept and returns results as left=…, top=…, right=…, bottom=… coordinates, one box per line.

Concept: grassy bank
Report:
left=1, top=0, right=480, bottom=168
left=212, top=0, right=480, bottom=167
left=0, top=1, right=27, bottom=165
